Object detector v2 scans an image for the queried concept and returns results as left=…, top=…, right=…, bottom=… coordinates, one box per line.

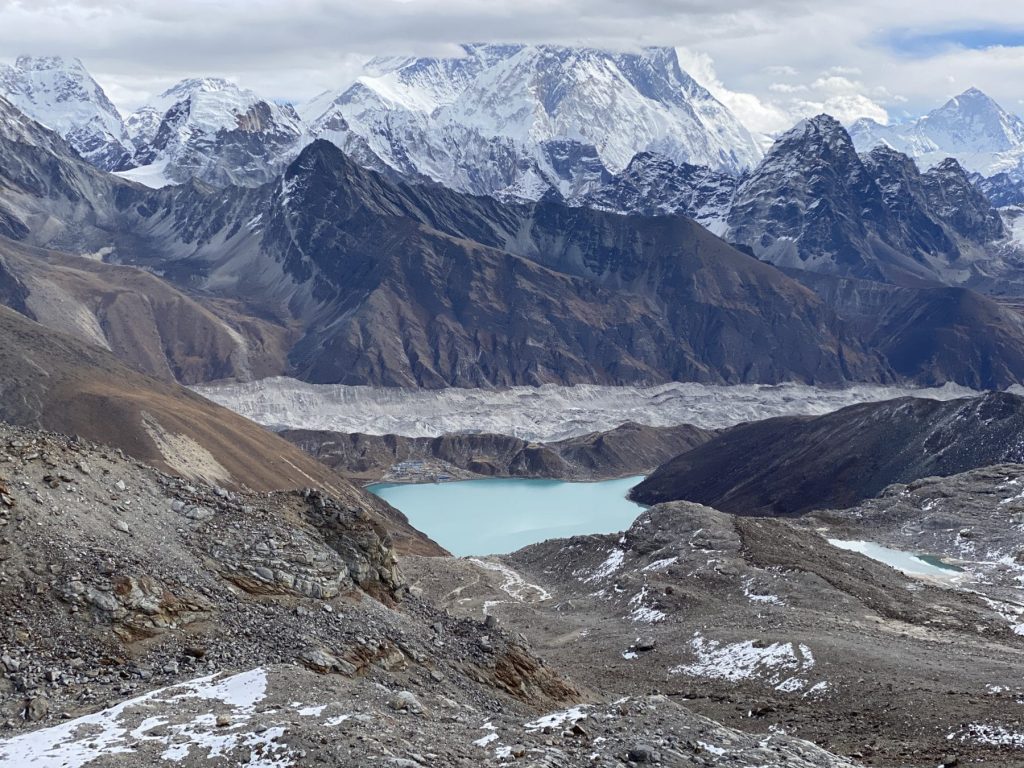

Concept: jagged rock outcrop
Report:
left=574, top=151, right=738, bottom=233
left=726, top=115, right=1009, bottom=285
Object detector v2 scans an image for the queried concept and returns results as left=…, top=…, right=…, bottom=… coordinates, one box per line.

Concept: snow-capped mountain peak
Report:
left=0, top=54, right=134, bottom=171
left=850, top=87, right=1024, bottom=177
left=123, top=76, right=305, bottom=188
left=302, top=44, right=762, bottom=200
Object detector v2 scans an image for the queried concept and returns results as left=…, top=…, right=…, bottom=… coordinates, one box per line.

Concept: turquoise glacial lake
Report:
left=368, top=476, right=646, bottom=556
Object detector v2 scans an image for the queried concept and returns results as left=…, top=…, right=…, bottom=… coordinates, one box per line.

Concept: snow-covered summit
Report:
left=303, top=44, right=763, bottom=199
left=125, top=76, right=305, bottom=188
left=850, top=87, right=1024, bottom=177
left=0, top=55, right=134, bottom=171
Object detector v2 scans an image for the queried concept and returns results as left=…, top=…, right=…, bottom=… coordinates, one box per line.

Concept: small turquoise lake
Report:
left=368, top=476, right=646, bottom=556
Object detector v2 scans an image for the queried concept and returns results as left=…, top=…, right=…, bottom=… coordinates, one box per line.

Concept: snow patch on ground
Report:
left=951, top=723, right=1024, bottom=749
left=0, top=668, right=291, bottom=767
left=697, top=740, right=728, bottom=756
left=642, top=556, right=679, bottom=572
left=473, top=732, right=499, bottom=747
left=627, top=585, right=667, bottom=623
left=586, top=549, right=625, bottom=582
left=525, top=706, right=588, bottom=732
left=670, top=633, right=816, bottom=686
left=743, top=577, right=783, bottom=605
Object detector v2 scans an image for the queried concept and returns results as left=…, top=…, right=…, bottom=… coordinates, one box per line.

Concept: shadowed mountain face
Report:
left=0, top=123, right=889, bottom=388
left=726, top=116, right=1008, bottom=286
left=251, top=142, right=881, bottom=387
left=630, top=392, right=1024, bottom=515
left=3, top=93, right=1024, bottom=389
left=786, top=269, right=1024, bottom=389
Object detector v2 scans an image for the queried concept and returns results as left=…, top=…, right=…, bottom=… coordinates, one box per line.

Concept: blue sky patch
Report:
left=883, top=28, right=1024, bottom=57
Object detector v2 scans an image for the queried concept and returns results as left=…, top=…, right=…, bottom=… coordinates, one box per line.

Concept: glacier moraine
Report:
left=192, top=378, right=979, bottom=441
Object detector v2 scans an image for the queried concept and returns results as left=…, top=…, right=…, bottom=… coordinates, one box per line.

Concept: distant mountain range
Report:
left=0, top=55, right=135, bottom=171
left=850, top=87, right=1024, bottom=180
left=3, top=48, right=1024, bottom=391
left=0, top=48, right=763, bottom=197
left=3, top=82, right=1024, bottom=390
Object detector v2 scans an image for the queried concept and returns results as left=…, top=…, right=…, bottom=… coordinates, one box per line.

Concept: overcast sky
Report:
left=2, top=0, right=1024, bottom=134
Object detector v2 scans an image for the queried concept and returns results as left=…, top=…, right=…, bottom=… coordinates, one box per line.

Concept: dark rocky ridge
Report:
left=281, top=421, right=713, bottom=482
left=631, top=391, right=1024, bottom=515
left=785, top=268, right=1024, bottom=388
left=726, top=115, right=1007, bottom=285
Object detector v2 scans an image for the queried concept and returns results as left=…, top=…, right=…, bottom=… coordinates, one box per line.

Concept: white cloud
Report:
left=675, top=47, right=795, bottom=136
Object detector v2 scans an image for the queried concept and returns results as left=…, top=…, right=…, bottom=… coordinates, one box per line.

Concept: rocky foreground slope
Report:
left=0, top=304, right=444, bottom=556
left=406, top=500, right=1024, bottom=766
left=631, top=391, right=1024, bottom=514
left=0, top=422, right=859, bottom=767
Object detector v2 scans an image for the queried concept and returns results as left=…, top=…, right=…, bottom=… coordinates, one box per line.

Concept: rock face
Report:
left=281, top=422, right=714, bottom=482
left=976, top=171, right=1024, bottom=207
left=631, top=391, right=1024, bottom=515
left=578, top=117, right=1019, bottom=294
left=0, top=55, right=134, bottom=171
